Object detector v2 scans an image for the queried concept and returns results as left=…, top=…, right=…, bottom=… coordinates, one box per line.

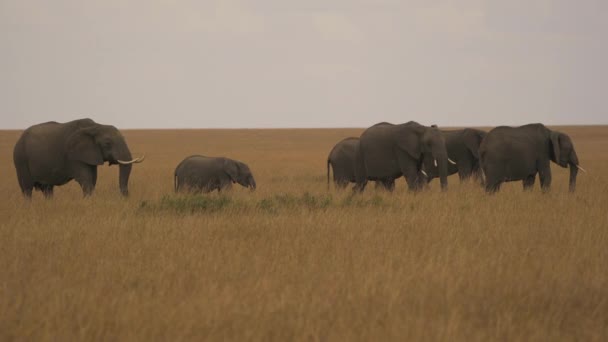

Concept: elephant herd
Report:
left=13, top=118, right=585, bottom=199
left=327, top=121, right=586, bottom=193
left=328, top=123, right=485, bottom=191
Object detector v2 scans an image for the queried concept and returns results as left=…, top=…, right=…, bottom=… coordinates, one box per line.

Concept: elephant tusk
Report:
left=420, top=170, right=428, bottom=177
left=576, top=165, right=587, bottom=173
left=434, top=159, right=437, bottom=167
left=117, top=154, right=145, bottom=165
left=448, top=158, right=457, bottom=165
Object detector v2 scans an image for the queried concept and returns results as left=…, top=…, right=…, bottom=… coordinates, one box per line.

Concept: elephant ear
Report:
left=549, top=131, right=561, bottom=163
left=395, top=127, right=422, bottom=159
left=66, top=127, right=104, bottom=165
left=223, top=159, right=239, bottom=182
left=236, top=161, right=250, bottom=174
left=463, top=129, right=485, bottom=159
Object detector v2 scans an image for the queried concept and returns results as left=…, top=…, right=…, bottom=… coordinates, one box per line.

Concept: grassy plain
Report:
left=0, top=126, right=607, bottom=341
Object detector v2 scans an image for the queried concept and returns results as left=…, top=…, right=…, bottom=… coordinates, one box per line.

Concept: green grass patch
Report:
left=139, top=195, right=235, bottom=214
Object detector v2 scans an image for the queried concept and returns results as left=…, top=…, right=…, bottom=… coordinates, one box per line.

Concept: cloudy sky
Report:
left=1, top=0, right=606, bottom=128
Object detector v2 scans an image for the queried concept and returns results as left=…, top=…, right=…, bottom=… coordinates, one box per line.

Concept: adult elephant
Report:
left=13, top=118, right=144, bottom=198
left=479, top=123, right=585, bottom=193
left=174, top=155, right=256, bottom=193
left=326, top=137, right=395, bottom=190
left=422, top=128, right=486, bottom=183
left=354, top=121, right=449, bottom=192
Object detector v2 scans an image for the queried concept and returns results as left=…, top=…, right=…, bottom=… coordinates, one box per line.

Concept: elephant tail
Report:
left=174, top=173, right=178, bottom=193
left=327, top=159, right=331, bottom=191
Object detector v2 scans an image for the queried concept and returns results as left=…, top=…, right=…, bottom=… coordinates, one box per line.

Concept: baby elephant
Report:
left=174, top=155, right=256, bottom=193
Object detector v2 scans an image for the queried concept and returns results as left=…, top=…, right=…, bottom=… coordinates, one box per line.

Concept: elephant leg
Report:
left=396, top=153, right=422, bottom=191
left=193, top=179, right=205, bottom=193
left=458, top=163, right=473, bottom=182
left=402, top=163, right=424, bottom=191
left=74, top=165, right=97, bottom=196
left=522, top=174, right=536, bottom=191
left=538, top=165, right=552, bottom=193
left=22, top=186, right=33, bottom=198
left=472, top=165, right=485, bottom=186
left=16, top=165, right=34, bottom=198
left=353, top=147, right=368, bottom=193
left=384, top=179, right=396, bottom=192
left=41, top=185, right=54, bottom=199
left=335, top=179, right=349, bottom=189
left=485, top=179, right=502, bottom=193
left=419, top=170, right=432, bottom=185
left=219, top=181, right=232, bottom=192
left=202, top=180, right=217, bottom=193
left=374, top=179, right=394, bottom=192
left=19, top=176, right=34, bottom=199
left=374, top=181, right=386, bottom=191
left=403, top=168, right=424, bottom=191
left=352, top=180, right=367, bottom=193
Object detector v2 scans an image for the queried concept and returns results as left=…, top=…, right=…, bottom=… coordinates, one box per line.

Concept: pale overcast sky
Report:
left=1, top=0, right=606, bottom=129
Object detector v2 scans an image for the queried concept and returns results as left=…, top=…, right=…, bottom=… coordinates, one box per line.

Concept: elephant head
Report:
left=224, top=159, right=256, bottom=190
left=549, top=131, right=583, bottom=192
left=400, top=125, right=449, bottom=190
left=66, top=124, right=144, bottom=196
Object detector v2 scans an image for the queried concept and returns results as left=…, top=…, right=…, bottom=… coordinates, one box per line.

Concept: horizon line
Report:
left=1, top=123, right=608, bottom=131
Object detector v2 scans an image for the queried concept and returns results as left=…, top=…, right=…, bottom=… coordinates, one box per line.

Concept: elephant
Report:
left=327, top=137, right=396, bottom=191
left=174, top=155, right=256, bottom=193
left=354, top=121, right=449, bottom=192
left=422, top=128, right=486, bottom=184
left=13, top=118, right=144, bottom=198
left=479, top=123, right=585, bottom=193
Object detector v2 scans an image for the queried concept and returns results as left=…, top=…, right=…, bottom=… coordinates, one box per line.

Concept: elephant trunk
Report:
left=432, top=148, right=448, bottom=191
left=568, top=150, right=580, bottom=192
left=119, top=164, right=132, bottom=196
left=116, top=145, right=133, bottom=196
left=568, top=164, right=578, bottom=193
left=248, top=175, right=257, bottom=191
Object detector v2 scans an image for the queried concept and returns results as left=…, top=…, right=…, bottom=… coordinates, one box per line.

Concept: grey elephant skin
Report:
left=423, top=128, right=486, bottom=183
left=354, top=121, right=449, bottom=192
left=479, top=123, right=582, bottom=193
left=174, top=155, right=256, bottom=193
left=327, top=137, right=358, bottom=189
left=13, top=118, right=144, bottom=198
left=327, top=137, right=395, bottom=190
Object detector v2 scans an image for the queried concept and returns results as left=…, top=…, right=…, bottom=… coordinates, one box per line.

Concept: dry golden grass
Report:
left=1, top=126, right=607, bottom=341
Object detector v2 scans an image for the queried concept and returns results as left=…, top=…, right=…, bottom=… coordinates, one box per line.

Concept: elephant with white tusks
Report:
left=354, top=121, right=449, bottom=192
left=13, top=118, right=144, bottom=198
left=174, top=155, right=256, bottom=193
left=422, top=128, right=486, bottom=184
left=479, top=123, right=585, bottom=193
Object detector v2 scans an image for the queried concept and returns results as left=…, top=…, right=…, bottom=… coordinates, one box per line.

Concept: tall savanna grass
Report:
left=1, top=127, right=607, bottom=341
